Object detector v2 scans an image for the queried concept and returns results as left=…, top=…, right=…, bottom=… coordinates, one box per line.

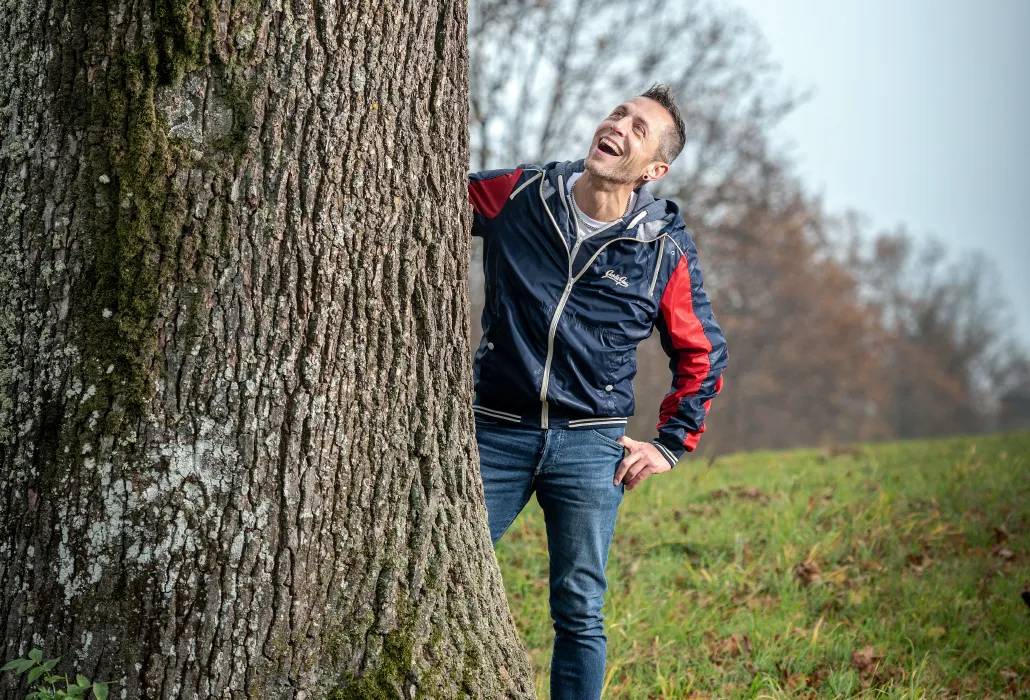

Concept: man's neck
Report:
left=573, top=170, right=637, bottom=222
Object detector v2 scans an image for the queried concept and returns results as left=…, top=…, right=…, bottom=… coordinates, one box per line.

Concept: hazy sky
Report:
left=729, top=0, right=1030, bottom=344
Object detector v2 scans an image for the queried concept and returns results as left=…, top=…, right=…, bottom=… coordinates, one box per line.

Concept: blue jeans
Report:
left=475, top=421, right=626, bottom=700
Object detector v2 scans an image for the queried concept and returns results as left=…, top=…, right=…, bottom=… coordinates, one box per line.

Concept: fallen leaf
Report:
left=994, top=524, right=1010, bottom=543
left=811, top=667, right=830, bottom=687
left=999, top=669, right=1018, bottom=681
left=707, top=632, right=752, bottom=660
left=784, top=673, right=808, bottom=689
left=925, top=626, right=947, bottom=639
left=795, top=560, right=821, bottom=586
left=851, top=645, right=882, bottom=677
left=906, top=552, right=931, bottom=574
left=730, top=485, right=767, bottom=502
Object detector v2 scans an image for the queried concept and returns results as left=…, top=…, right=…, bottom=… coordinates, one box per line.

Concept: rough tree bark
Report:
left=0, top=0, right=534, bottom=697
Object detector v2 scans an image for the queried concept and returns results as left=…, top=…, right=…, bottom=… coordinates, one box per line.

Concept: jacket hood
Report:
left=541, top=159, right=684, bottom=241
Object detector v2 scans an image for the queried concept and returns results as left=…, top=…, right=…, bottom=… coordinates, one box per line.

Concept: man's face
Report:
left=584, top=96, right=673, bottom=185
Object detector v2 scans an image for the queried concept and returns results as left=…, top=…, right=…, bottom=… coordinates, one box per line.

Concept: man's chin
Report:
left=584, top=158, right=634, bottom=184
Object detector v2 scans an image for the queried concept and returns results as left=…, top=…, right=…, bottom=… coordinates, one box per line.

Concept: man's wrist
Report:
left=651, top=439, right=679, bottom=468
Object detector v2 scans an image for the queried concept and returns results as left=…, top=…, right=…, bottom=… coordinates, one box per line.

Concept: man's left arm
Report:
left=615, top=240, right=728, bottom=489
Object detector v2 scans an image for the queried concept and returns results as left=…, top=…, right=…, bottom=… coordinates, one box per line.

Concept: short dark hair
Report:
left=640, top=83, right=686, bottom=164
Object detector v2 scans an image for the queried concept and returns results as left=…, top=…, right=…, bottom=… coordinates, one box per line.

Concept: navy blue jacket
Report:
left=468, top=159, right=727, bottom=465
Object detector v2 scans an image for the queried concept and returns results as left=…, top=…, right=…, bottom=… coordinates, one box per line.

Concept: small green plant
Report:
left=1, top=649, right=110, bottom=700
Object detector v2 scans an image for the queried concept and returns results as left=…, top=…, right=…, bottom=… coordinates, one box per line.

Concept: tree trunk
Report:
left=0, top=0, right=533, bottom=697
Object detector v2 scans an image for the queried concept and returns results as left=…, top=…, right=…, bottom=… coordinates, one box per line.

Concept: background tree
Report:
left=843, top=226, right=1019, bottom=440
left=0, top=0, right=532, bottom=697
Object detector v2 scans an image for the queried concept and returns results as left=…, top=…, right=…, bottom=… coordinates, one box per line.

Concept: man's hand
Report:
left=614, top=436, right=673, bottom=490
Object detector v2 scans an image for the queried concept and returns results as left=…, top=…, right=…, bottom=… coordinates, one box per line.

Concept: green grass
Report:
left=495, top=432, right=1030, bottom=698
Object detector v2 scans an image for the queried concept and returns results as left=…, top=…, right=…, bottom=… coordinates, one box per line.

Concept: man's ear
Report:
left=642, top=161, right=670, bottom=183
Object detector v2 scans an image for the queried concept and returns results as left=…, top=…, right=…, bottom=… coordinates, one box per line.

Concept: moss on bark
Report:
left=57, top=0, right=247, bottom=451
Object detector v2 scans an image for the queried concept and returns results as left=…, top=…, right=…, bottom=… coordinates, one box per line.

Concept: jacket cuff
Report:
left=651, top=438, right=681, bottom=468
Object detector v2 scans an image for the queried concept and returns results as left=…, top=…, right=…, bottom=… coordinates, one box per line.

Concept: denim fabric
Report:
left=476, top=421, right=626, bottom=700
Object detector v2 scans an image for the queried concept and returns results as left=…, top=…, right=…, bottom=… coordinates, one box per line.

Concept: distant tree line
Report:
left=467, top=0, right=1030, bottom=454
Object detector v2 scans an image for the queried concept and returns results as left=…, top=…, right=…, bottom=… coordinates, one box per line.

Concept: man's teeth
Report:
left=599, top=137, right=622, bottom=156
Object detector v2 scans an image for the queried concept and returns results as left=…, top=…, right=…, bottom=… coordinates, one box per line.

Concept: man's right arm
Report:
left=651, top=238, right=728, bottom=466
left=468, top=168, right=525, bottom=237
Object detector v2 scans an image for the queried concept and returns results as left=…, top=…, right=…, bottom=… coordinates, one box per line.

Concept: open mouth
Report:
left=597, top=136, right=623, bottom=157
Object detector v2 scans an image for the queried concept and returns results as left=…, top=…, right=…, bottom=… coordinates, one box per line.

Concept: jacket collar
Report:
left=540, top=159, right=683, bottom=241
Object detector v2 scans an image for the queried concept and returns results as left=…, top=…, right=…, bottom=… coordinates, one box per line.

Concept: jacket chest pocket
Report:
left=581, top=241, right=665, bottom=327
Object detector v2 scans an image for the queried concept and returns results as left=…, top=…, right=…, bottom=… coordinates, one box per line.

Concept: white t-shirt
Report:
left=567, top=172, right=637, bottom=242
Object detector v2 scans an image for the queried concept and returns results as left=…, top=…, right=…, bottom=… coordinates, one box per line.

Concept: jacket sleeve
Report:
left=651, top=239, right=728, bottom=467
left=468, top=168, right=525, bottom=237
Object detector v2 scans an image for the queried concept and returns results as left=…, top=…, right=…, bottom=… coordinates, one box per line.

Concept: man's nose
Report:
left=610, top=118, right=630, bottom=137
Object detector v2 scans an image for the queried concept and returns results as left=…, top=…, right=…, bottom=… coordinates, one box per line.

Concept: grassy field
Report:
left=495, top=432, right=1030, bottom=698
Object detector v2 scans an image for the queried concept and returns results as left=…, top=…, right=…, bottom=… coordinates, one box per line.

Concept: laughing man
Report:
left=468, top=84, right=728, bottom=699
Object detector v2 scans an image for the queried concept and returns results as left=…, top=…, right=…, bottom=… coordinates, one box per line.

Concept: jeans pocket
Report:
left=588, top=427, right=626, bottom=452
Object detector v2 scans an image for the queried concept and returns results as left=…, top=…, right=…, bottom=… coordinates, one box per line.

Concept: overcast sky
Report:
left=728, top=0, right=1030, bottom=344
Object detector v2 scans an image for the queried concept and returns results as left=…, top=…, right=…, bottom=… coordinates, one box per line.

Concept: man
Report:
left=468, top=84, right=727, bottom=699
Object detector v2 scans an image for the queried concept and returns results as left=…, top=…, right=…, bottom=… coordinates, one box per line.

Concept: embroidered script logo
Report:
left=603, top=269, right=630, bottom=288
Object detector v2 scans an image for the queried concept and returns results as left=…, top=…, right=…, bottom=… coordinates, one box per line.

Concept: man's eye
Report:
left=612, top=111, right=623, bottom=118
left=634, top=125, right=644, bottom=136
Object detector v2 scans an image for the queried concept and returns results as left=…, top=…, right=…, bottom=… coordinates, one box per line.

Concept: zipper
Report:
left=539, top=174, right=574, bottom=428
left=539, top=276, right=575, bottom=428
left=540, top=172, right=571, bottom=259
left=536, top=169, right=670, bottom=429
left=648, top=236, right=666, bottom=296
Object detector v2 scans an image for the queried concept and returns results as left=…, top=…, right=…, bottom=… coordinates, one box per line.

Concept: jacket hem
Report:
left=473, top=403, right=628, bottom=430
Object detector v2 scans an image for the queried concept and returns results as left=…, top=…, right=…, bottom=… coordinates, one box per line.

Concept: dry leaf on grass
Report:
left=784, top=673, right=808, bottom=690
left=705, top=631, right=752, bottom=661
left=795, top=560, right=821, bottom=586
left=851, top=645, right=882, bottom=677
left=730, top=485, right=768, bottom=502
left=993, top=546, right=1016, bottom=561
left=906, top=552, right=932, bottom=574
